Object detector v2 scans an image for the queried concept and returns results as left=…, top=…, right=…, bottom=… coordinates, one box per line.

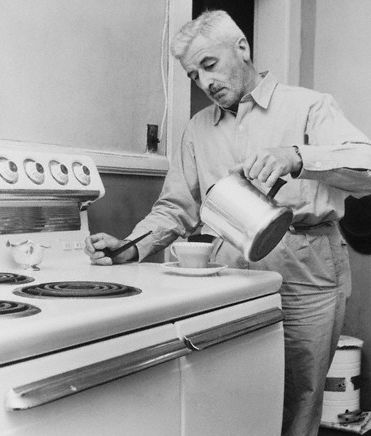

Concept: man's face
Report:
left=180, top=34, right=251, bottom=109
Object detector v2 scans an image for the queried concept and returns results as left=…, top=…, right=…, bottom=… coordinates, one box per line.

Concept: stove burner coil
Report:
left=0, top=300, right=41, bottom=318
left=0, top=273, right=35, bottom=284
left=13, top=281, right=142, bottom=298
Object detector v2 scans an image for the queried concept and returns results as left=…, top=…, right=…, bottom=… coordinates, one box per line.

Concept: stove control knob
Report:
left=24, top=159, right=45, bottom=184
left=72, top=162, right=91, bottom=185
left=0, top=158, right=19, bottom=183
left=49, top=160, right=69, bottom=185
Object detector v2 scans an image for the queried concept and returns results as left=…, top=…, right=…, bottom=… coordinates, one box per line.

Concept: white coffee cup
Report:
left=170, top=242, right=214, bottom=268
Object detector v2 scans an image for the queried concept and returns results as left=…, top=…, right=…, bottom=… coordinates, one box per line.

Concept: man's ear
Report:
left=236, top=37, right=250, bottom=62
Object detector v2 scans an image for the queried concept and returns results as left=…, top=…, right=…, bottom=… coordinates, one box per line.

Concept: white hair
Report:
left=171, top=10, right=246, bottom=60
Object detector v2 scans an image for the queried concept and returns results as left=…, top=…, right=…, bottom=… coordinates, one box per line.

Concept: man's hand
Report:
left=236, top=147, right=302, bottom=187
left=84, top=232, right=138, bottom=266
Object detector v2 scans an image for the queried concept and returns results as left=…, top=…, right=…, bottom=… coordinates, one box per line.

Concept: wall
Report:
left=313, top=0, right=371, bottom=138
left=0, top=1, right=186, bottom=262
left=301, top=0, right=371, bottom=409
left=0, top=0, right=168, bottom=155
left=343, top=249, right=371, bottom=409
left=88, top=173, right=165, bottom=262
left=253, top=0, right=301, bottom=86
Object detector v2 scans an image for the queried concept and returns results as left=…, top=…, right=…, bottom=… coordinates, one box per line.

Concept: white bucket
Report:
left=321, top=335, right=364, bottom=423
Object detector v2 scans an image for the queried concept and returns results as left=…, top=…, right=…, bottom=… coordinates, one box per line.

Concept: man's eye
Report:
left=205, top=63, right=215, bottom=70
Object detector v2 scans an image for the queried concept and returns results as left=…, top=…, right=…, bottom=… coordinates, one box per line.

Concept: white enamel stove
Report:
left=0, top=140, right=285, bottom=436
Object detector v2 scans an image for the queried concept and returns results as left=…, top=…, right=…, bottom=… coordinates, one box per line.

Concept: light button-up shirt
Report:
left=128, top=72, right=371, bottom=261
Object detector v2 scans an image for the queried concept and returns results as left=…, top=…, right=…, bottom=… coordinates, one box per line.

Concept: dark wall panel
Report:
left=87, top=173, right=165, bottom=262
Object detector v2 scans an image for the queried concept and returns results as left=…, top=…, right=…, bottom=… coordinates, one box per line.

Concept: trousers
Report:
left=214, top=222, right=350, bottom=436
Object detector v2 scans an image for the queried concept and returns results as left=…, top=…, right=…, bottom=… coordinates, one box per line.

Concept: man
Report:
left=85, top=10, right=371, bottom=436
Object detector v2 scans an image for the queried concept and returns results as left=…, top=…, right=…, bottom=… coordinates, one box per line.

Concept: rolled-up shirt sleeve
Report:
left=126, top=122, right=201, bottom=261
left=296, top=94, right=371, bottom=196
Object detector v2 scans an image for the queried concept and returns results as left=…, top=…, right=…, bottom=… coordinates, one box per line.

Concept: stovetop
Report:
left=0, top=257, right=282, bottom=366
left=13, top=280, right=142, bottom=298
left=0, top=142, right=282, bottom=366
left=0, top=299, right=41, bottom=318
left=0, top=273, right=35, bottom=284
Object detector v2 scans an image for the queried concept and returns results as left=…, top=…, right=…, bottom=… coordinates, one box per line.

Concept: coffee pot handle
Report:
left=206, top=172, right=287, bottom=200
left=266, top=177, right=287, bottom=200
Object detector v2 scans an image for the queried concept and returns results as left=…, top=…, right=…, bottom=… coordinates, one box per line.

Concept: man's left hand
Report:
left=237, top=147, right=302, bottom=187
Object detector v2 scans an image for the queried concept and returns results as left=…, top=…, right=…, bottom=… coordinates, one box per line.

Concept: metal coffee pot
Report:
left=200, top=171, right=293, bottom=262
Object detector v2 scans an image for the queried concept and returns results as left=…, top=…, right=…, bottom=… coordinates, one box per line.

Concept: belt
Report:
left=289, top=221, right=336, bottom=234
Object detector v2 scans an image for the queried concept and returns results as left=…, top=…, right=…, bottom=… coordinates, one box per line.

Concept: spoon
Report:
left=102, top=231, right=152, bottom=259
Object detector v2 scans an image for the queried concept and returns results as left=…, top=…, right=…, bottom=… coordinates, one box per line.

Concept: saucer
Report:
left=160, top=262, right=227, bottom=276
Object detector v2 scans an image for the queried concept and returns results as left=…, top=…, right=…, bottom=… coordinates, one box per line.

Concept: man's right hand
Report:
left=84, top=232, right=138, bottom=266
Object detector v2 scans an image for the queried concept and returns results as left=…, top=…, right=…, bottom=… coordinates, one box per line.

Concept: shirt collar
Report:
left=213, top=71, right=279, bottom=125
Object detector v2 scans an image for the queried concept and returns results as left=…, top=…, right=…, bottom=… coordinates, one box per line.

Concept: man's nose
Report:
left=198, top=71, right=214, bottom=92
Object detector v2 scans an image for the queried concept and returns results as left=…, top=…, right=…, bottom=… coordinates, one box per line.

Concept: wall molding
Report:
left=92, top=151, right=168, bottom=176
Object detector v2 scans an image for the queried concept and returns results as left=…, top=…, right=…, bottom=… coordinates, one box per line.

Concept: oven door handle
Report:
left=6, top=338, right=190, bottom=411
left=183, top=307, right=283, bottom=351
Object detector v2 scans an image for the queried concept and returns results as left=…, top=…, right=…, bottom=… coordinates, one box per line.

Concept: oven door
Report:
left=175, top=293, right=284, bottom=436
left=1, top=324, right=188, bottom=436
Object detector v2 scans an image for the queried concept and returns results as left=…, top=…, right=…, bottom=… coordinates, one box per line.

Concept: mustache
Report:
left=209, top=83, right=226, bottom=95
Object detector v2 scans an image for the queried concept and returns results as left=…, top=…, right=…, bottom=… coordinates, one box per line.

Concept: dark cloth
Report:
left=340, top=195, right=371, bottom=254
